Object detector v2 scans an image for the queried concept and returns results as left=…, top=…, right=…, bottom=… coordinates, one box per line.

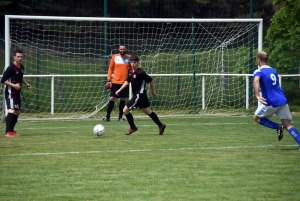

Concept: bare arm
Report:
left=115, top=81, right=129, bottom=95
left=23, top=78, right=32, bottom=89
left=149, top=80, right=157, bottom=97
left=3, top=80, right=21, bottom=90
left=253, top=76, right=266, bottom=104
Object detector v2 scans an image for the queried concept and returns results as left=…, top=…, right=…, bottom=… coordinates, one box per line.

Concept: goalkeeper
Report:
left=103, top=45, right=131, bottom=122
left=116, top=55, right=166, bottom=135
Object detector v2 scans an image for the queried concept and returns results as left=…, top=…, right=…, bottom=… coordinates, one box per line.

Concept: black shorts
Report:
left=5, top=97, right=21, bottom=110
left=127, top=94, right=150, bottom=109
left=110, top=83, right=129, bottom=98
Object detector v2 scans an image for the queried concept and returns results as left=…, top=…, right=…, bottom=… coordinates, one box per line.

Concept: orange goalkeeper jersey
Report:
left=107, top=53, right=131, bottom=84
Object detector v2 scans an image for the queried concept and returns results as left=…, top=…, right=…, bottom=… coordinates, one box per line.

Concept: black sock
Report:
left=125, top=113, right=136, bottom=129
left=149, top=112, right=162, bottom=127
left=106, top=101, right=115, bottom=119
left=119, top=101, right=125, bottom=119
left=12, top=114, right=19, bottom=131
left=6, top=113, right=14, bottom=133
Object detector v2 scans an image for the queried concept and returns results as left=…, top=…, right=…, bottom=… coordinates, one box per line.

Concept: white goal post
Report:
left=2, top=15, right=263, bottom=119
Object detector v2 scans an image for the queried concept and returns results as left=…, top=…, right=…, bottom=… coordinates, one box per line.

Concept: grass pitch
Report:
left=1, top=115, right=300, bottom=201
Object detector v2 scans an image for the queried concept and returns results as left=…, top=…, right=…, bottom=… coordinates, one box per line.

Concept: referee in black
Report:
left=1, top=49, right=32, bottom=137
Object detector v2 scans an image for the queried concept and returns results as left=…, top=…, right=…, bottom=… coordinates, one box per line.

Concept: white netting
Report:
left=2, top=17, right=262, bottom=119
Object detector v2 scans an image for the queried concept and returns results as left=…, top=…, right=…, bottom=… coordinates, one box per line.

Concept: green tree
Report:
left=265, top=0, right=300, bottom=74
left=0, top=0, right=276, bottom=42
left=0, top=0, right=31, bottom=35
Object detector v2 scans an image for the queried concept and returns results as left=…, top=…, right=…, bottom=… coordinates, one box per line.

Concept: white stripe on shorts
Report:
left=255, top=104, right=292, bottom=120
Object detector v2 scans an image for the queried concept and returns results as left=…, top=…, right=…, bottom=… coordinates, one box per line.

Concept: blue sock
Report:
left=259, top=118, right=279, bottom=129
left=287, top=127, right=300, bottom=145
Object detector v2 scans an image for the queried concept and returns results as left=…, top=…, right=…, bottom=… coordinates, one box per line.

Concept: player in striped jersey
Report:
left=1, top=49, right=32, bottom=138
left=253, top=51, right=300, bottom=150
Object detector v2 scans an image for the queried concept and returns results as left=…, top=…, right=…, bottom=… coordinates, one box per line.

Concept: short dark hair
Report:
left=14, top=49, right=23, bottom=56
left=130, top=55, right=139, bottom=62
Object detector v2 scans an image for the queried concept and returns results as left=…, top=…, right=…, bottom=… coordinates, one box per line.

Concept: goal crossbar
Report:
left=3, top=15, right=263, bottom=119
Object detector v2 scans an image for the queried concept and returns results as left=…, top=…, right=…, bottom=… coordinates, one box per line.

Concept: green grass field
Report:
left=1, top=114, right=300, bottom=201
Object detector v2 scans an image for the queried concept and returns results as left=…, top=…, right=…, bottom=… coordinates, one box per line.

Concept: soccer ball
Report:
left=93, top=124, right=105, bottom=136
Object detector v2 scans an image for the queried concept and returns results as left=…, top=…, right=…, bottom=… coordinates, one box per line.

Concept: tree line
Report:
left=0, top=0, right=299, bottom=76
left=1, top=0, right=274, bottom=34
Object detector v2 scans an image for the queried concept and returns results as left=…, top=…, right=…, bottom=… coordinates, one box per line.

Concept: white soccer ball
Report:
left=93, top=124, right=105, bottom=136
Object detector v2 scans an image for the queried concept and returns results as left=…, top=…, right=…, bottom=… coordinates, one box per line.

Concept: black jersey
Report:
left=127, top=67, right=152, bottom=95
left=1, top=63, right=24, bottom=99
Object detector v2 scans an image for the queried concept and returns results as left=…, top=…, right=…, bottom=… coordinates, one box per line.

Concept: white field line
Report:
left=1, top=144, right=298, bottom=157
left=13, top=122, right=253, bottom=130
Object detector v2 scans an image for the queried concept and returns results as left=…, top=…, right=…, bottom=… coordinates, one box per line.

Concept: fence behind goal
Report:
left=3, top=16, right=263, bottom=119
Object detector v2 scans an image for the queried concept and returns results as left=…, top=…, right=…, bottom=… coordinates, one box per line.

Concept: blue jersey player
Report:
left=253, top=51, right=300, bottom=150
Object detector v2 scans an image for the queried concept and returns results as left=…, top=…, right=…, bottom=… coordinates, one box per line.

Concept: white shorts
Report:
left=254, top=104, right=292, bottom=120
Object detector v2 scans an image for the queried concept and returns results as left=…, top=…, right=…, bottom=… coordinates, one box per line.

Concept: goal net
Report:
left=2, top=16, right=262, bottom=119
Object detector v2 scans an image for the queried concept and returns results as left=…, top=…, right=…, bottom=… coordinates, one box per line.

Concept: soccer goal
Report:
left=2, top=16, right=263, bottom=119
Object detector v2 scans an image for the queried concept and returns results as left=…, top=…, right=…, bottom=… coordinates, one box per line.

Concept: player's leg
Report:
left=254, top=105, right=281, bottom=129
left=281, top=119, right=300, bottom=147
left=118, top=85, right=129, bottom=121
left=10, top=99, right=21, bottom=136
left=5, top=111, right=15, bottom=137
left=254, top=105, right=283, bottom=140
left=277, top=105, right=300, bottom=148
left=103, top=96, right=115, bottom=121
left=140, top=96, right=166, bottom=135
left=11, top=110, right=20, bottom=136
left=5, top=97, right=20, bottom=137
left=142, top=107, right=161, bottom=125
left=124, top=96, right=138, bottom=135
left=118, top=98, right=126, bottom=121
left=254, top=116, right=282, bottom=129
left=103, top=84, right=119, bottom=121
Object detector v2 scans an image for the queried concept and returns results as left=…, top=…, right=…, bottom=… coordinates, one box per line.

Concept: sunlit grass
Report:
left=1, top=115, right=300, bottom=201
